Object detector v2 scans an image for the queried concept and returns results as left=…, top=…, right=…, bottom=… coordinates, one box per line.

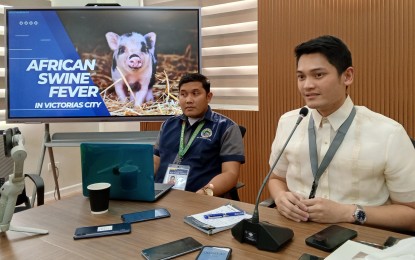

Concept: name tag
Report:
left=163, top=164, right=190, bottom=190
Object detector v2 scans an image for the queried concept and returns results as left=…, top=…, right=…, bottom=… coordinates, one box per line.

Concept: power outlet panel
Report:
left=48, top=162, right=60, bottom=172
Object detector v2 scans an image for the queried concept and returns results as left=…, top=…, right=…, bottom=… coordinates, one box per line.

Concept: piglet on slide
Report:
left=106, top=32, right=157, bottom=106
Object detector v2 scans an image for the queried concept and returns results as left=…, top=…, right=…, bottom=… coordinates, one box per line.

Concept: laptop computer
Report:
left=80, top=143, right=173, bottom=202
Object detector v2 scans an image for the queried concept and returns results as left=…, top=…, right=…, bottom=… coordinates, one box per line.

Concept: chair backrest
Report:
left=239, top=125, right=247, bottom=138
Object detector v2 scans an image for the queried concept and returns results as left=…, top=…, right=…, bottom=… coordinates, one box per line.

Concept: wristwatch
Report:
left=353, top=204, right=367, bottom=224
left=202, top=184, right=214, bottom=196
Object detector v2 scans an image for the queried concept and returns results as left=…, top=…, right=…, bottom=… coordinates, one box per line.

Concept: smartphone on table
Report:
left=305, top=225, right=358, bottom=252
left=141, top=236, right=203, bottom=260
left=196, top=246, right=232, bottom=260
left=121, top=208, right=170, bottom=223
left=73, top=222, right=131, bottom=240
left=298, top=253, right=324, bottom=260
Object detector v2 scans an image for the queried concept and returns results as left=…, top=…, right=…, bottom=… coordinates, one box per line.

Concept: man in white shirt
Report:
left=268, top=35, right=415, bottom=233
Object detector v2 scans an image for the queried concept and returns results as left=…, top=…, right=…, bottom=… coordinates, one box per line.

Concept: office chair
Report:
left=222, top=125, right=246, bottom=201
left=0, top=129, right=45, bottom=213
left=238, top=125, right=246, bottom=138
left=260, top=137, right=415, bottom=208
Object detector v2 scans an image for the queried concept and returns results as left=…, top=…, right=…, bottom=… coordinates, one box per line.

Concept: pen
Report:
left=203, top=211, right=244, bottom=219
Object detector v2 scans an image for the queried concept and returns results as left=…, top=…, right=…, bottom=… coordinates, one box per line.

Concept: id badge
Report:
left=163, top=164, right=190, bottom=190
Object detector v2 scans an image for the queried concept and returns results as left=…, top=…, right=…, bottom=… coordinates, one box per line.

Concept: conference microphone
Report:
left=231, top=107, right=309, bottom=252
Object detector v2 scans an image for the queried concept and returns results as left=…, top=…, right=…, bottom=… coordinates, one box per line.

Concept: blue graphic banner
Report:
left=7, top=10, right=109, bottom=118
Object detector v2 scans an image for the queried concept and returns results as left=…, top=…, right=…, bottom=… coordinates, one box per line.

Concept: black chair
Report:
left=0, top=130, right=45, bottom=213
left=238, top=125, right=246, bottom=138
left=222, top=125, right=246, bottom=201
left=259, top=197, right=276, bottom=208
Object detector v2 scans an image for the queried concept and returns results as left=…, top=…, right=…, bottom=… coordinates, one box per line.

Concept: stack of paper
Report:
left=325, top=240, right=382, bottom=260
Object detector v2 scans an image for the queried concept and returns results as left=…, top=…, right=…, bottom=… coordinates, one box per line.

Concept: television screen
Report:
left=5, top=7, right=201, bottom=123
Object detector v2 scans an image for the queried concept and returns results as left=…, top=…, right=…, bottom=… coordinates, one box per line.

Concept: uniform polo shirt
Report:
left=154, top=106, right=245, bottom=192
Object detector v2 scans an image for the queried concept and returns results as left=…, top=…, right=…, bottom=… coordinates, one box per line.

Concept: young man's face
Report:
left=179, top=81, right=213, bottom=118
left=296, top=53, right=353, bottom=117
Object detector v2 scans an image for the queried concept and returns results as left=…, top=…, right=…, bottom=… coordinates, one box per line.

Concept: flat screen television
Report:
left=5, top=7, right=201, bottom=123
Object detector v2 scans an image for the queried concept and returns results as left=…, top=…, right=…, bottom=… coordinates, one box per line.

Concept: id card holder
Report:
left=163, top=164, right=190, bottom=190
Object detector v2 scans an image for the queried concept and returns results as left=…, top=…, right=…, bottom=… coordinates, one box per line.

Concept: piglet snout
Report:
left=128, top=54, right=143, bottom=69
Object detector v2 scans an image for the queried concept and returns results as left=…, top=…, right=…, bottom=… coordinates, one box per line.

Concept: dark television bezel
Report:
left=5, top=6, right=201, bottom=123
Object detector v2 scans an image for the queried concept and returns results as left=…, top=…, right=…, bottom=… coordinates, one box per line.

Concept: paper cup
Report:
left=87, top=182, right=111, bottom=214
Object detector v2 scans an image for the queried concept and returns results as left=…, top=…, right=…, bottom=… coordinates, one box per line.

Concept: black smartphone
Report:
left=141, top=237, right=203, bottom=260
left=305, top=225, right=358, bottom=252
left=73, top=222, right=131, bottom=240
left=298, top=253, right=324, bottom=260
left=196, top=246, right=232, bottom=260
left=121, top=208, right=170, bottom=223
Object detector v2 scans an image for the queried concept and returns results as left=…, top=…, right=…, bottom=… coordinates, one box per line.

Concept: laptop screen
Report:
left=80, top=143, right=156, bottom=201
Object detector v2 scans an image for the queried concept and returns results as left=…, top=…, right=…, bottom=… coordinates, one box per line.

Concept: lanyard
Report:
left=178, top=120, right=205, bottom=161
left=308, top=107, right=356, bottom=198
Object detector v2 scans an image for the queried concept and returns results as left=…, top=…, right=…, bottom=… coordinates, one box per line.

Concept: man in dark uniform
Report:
left=154, top=73, right=245, bottom=196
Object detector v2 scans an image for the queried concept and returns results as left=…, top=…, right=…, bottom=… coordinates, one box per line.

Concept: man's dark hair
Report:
left=295, top=35, right=352, bottom=75
left=178, top=73, right=210, bottom=93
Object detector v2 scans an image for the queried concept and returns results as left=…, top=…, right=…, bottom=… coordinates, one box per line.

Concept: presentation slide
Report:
left=6, top=8, right=200, bottom=121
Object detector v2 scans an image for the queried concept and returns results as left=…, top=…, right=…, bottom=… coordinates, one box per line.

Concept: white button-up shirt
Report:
left=270, top=96, right=415, bottom=205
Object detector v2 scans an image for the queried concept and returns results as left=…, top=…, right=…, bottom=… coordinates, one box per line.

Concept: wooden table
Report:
left=1, top=190, right=408, bottom=259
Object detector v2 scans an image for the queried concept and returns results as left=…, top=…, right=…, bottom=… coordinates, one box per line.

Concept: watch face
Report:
left=203, top=184, right=214, bottom=196
left=356, top=210, right=366, bottom=221
left=205, top=188, right=213, bottom=196
left=354, top=206, right=366, bottom=224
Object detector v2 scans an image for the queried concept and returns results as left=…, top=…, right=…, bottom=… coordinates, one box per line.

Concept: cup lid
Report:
left=87, top=182, right=111, bottom=190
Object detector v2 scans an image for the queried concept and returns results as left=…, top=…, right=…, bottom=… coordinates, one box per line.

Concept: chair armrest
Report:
left=259, top=197, right=276, bottom=208
left=24, top=173, right=44, bottom=206
left=235, top=181, right=245, bottom=189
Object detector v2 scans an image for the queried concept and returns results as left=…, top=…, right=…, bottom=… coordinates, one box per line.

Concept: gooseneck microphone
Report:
left=252, top=107, right=309, bottom=223
left=231, top=107, right=309, bottom=252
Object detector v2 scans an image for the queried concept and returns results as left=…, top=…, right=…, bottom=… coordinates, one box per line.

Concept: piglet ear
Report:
left=144, top=32, right=157, bottom=56
left=105, top=32, right=120, bottom=51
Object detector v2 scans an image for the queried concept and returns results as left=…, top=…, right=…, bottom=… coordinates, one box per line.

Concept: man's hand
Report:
left=275, top=191, right=309, bottom=222
left=302, top=197, right=354, bottom=223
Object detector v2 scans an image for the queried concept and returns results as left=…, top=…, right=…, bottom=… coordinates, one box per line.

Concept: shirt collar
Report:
left=310, top=96, right=354, bottom=131
left=180, top=105, right=213, bottom=123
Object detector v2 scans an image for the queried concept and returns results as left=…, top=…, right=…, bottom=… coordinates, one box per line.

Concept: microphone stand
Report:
left=231, top=108, right=308, bottom=252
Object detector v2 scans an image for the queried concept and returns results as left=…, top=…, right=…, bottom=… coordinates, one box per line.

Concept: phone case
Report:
left=305, top=225, right=358, bottom=252
left=196, top=246, right=232, bottom=260
left=73, top=222, right=131, bottom=240
left=384, top=236, right=401, bottom=248
left=141, top=237, right=203, bottom=260
left=121, top=208, right=170, bottom=223
left=298, top=253, right=324, bottom=260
